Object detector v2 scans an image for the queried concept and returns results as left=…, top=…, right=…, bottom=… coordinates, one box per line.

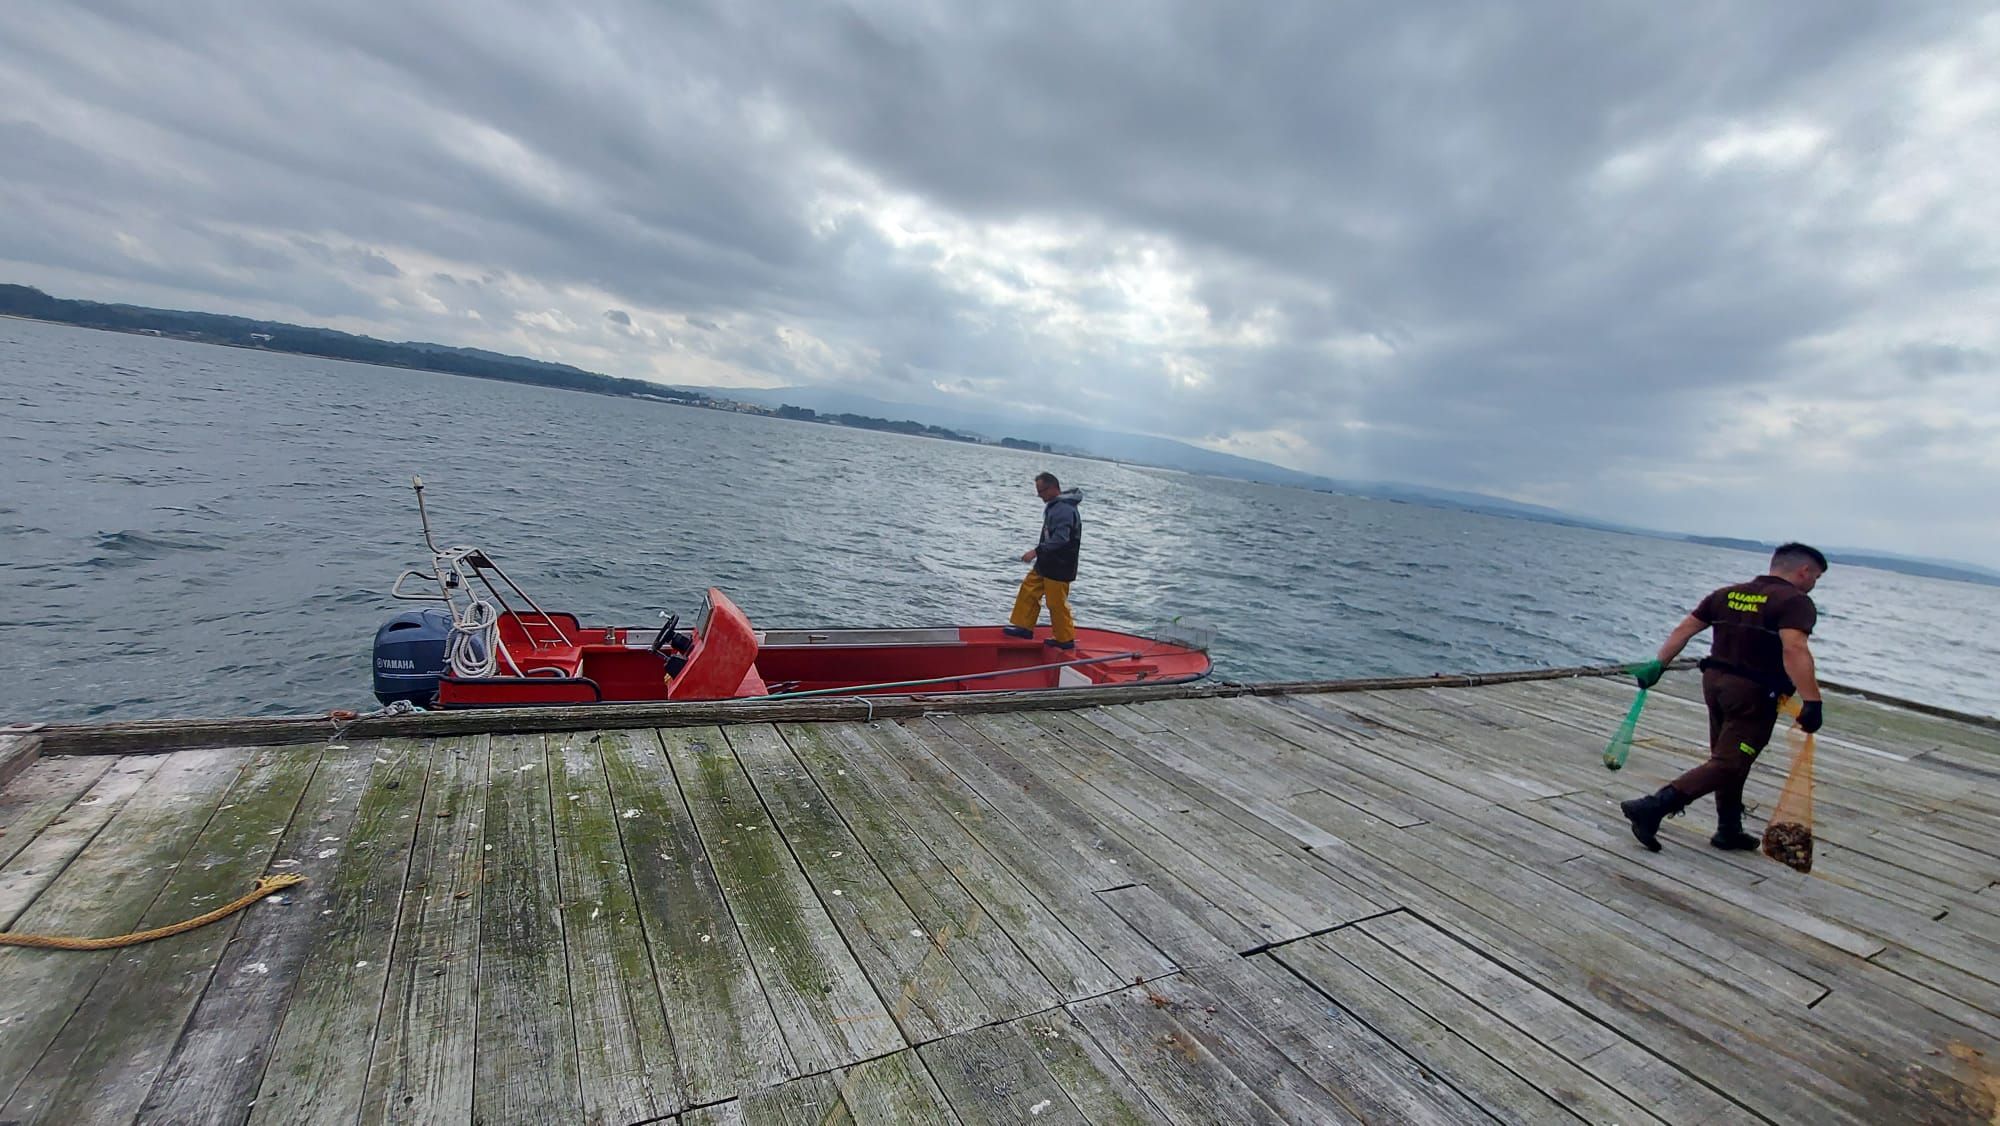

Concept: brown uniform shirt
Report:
left=1692, top=574, right=1817, bottom=692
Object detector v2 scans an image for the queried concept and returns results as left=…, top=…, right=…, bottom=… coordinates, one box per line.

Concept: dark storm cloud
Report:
left=2, top=0, right=1995, bottom=560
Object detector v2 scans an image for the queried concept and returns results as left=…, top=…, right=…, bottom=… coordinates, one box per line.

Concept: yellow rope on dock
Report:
left=0, top=874, right=306, bottom=951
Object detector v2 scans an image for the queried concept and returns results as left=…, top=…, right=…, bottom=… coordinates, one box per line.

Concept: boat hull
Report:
left=433, top=614, right=1210, bottom=709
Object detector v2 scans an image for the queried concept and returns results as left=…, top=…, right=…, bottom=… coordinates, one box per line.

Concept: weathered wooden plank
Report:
left=1912, top=809, right=2000, bottom=862
left=1541, top=791, right=2000, bottom=985
left=6, top=675, right=1991, bottom=1125
left=966, top=710, right=1302, bottom=942
left=678, top=1098, right=746, bottom=1125
left=1549, top=854, right=1830, bottom=1008
left=1073, top=706, right=1349, bottom=847
left=727, top=723, right=998, bottom=1041
left=0, top=753, right=111, bottom=869
left=1068, top=977, right=1355, bottom=1124
left=0, top=748, right=244, bottom=1110
left=0, top=754, right=165, bottom=928
left=833, top=1048, right=959, bottom=1124
left=1297, top=926, right=1672, bottom=1124
left=1552, top=844, right=2000, bottom=1049
left=1871, top=821, right=2000, bottom=889
left=1092, top=884, right=1239, bottom=971
left=1513, top=796, right=1885, bottom=958
left=1268, top=933, right=1583, bottom=1124
left=1247, top=697, right=1597, bottom=854
left=913, top=715, right=1176, bottom=895
left=1402, top=811, right=1829, bottom=1011
left=1872, top=943, right=2000, bottom=1024
left=802, top=720, right=1129, bottom=1000
left=1059, top=705, right=1412, bottom=908
left=777, top=722, right=1080, bottom=1013
left=356, top=736, right=488, bottom=1125
left=1234, top=696, right=1509, bottom=826
left=139, top=747, right=375, bottom=1126
left=597, top=728, right=790, bottom=1105
left=1277, top=790, right=1418, bottom=843
left=549, top=732, right=681, bottom=1123
left=3, top=745, right=319, bottom=1125
left=1299, top=838, right=1933, bottom=1124
left=660, top=726, right=902, bottom=1072
left=1362, top=911, right=1743, bottom=1122
left=472, top=733, right=582, bottom=1125
left=1002, top=711, right=1379, bottom=937
left=735, top=1072, right=843, bottom=1124
left=249, top=740, right=428, bottom=1126
left=881, top=715, right=1192, bottom=977
left=1026, top=1013, right=1167, bottom=1125
left=1186, top=955, right=1494, bottom=1126
left=919, top=1020, right=1091, bottom=1125
left=1146, top=696, right=1449, bottom=823
left=1027, top=709, right=1389, bottom=923
left=1370, top=909, right=1725, bottom=1121
left=0, top=731, right=40, bottom=792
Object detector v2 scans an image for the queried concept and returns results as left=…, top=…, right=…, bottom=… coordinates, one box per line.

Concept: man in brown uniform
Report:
left=1621, top=543, right=1828, bottom=852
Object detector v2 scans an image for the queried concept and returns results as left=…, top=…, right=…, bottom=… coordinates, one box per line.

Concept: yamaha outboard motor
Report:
left=372, top=608, right=452, bottom=705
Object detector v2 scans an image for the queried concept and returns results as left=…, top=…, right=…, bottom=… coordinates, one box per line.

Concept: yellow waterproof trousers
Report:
left=1009, top=572, right=1075, bottom=643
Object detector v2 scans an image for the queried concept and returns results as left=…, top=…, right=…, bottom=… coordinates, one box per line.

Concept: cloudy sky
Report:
left=3, top=2, right=1996, bottom=563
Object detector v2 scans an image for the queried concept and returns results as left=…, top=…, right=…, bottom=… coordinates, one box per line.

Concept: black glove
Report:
left=1798, top=700, right=1823, bottom=734
left=1632, top=659, right=1666, bottom=690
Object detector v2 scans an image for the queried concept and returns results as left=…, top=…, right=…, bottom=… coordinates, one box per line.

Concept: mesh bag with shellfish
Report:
left=1761, top=722, right=1817, bottom=873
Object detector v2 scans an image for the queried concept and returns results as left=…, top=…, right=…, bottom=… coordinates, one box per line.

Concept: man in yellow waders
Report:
left=1003, top=472, right=1083, bottom=650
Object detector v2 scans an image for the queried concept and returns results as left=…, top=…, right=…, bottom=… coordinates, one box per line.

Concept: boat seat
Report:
left=514, top=644, right=583, bottom=677
left=667, top=589, right=761, bottom=701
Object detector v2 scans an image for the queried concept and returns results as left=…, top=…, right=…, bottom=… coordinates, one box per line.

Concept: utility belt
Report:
left=1698, top=657, right=1794, bottom=699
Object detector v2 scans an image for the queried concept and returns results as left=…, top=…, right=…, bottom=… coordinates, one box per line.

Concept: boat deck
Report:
left=1, top=674, right=1997, bottom=1124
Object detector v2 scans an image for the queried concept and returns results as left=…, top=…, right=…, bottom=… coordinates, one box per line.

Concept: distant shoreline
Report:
left=6, top=292, right=1995, bottom=588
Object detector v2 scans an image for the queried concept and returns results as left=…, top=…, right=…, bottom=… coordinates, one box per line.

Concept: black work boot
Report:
left=1711, top=802, right=1760, bottom=851
left=1620, top=785, right=1688, bottom=852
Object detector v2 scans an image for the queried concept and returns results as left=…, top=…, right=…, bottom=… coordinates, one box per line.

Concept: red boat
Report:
left=371, top=481, right=1210, bottom=709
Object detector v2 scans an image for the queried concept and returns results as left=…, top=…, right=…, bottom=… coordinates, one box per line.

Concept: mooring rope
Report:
left=0, top=874, right=306, bottom=951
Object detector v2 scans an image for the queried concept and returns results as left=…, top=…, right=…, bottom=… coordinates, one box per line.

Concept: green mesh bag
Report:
left=1600, top=660, right=1664, bottom=776
left=1603, top=687, right=1649, bottom=771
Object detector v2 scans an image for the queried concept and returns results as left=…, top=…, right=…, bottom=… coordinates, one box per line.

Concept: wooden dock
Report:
left=1, top=672, right=1996, bottom=1124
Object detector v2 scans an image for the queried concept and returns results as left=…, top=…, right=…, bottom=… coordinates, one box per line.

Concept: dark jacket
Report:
left=1034, top=489, right=1082, bottom=582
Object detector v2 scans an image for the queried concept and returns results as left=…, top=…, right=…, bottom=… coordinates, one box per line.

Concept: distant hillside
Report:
left=1686, top=535, right=2000, bottom=587
left=0, top=283, right=709, bottom=403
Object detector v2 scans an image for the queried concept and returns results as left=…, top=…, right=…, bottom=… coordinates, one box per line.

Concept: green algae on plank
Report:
left=659, top=725, right=901, bottom=1072
left=1, top=744, right=321, bottom=1125
left=141, top=745, right=377, bottom=1126
left=248, top=739, right=430, bottom=1126
left=0, top=749, right=244, bottom=1107
left=356, top=736, right=488, bottom=1125
left=819, top=720, right=1127, bottom=1000
left=598, top=728, right=791, bottom=1103
left=546, top=731, right=680, bottom=1122
left=730, top=723, right=997, bottom=1041
left=473, top=733, right=583, bottom=1125
left=833, top=1048, right=958, bottom=1122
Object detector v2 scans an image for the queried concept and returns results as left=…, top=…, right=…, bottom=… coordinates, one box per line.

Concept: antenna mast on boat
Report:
left=412, top=475, right=442, bottom=554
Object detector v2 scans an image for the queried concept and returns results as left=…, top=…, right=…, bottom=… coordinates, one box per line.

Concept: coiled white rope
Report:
left=446, top=597, right=501, bottom=679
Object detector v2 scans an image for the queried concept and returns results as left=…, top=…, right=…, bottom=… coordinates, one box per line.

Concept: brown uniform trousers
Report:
left=1669, top=667, right=1781, bottom=818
